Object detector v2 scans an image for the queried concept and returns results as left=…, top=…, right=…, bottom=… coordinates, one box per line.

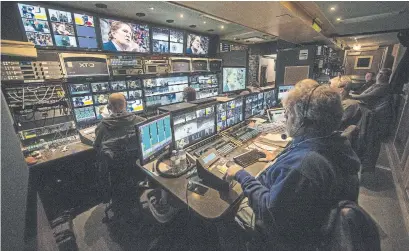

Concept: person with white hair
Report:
left=221, top=79, right=361, bottom=250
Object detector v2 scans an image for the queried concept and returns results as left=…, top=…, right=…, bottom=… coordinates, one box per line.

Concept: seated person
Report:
left=349, top=68, right=392, bottom=110
left=352, top=71, right=376, bottom=95
left=329, top=75, right=352, bottom=100
left=94, top=93, right=146, bottom=219
left=349, top=68, right=393, bottom=171
left=94, top=93, right=145, bottom=157
left=221, top=79, right=361, bottom=250
left=183, top=86, right=197, bottom=102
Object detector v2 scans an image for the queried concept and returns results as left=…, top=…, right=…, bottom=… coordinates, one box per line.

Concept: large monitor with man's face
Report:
left=99, top=18, right=150, bottom=53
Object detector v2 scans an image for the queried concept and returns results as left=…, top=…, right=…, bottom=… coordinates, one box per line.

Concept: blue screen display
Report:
left=139, top=115, right=173, bottom=161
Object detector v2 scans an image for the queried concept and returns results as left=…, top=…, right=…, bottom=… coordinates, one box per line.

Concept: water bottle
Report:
left=174, top=150, right=181, bottom=173
left=170, top=150, right=177, bottom=173
left=179, top=150, right=187, bottom=172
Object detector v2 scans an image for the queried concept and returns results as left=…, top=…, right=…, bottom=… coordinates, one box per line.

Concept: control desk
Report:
left=138, top=120, right=287, bottom=219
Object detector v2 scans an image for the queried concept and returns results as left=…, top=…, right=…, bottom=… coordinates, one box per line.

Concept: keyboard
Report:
left=238, top=129, right=260, bottom=142
left=217, top=142, right=236, bottom=155
left=233, top=149, right=266, bottom=168
left=255, top=122, right=286, bottom=134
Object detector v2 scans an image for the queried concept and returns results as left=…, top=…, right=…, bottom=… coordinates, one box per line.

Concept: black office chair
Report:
left=97, top=136, right=148, bottom=223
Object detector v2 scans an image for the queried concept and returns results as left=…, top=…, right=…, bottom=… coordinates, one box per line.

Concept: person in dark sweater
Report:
left=94, top=93, right=145, bottom=158
left=183, top=86, right=197, bottom=102
left=222, top=79, right=361, bottom=250
left=349, top=68, right=392, bottom=109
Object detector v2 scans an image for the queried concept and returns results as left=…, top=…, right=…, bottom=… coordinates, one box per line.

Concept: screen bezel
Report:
left=185, top=32, right=210, bottom=56
left=142, top=75, right=189, bottom=108
left=15, top=2, right=100, bottom=51
left=136, top=113, right=173, bottom=166
left=14, top=2, right=215, bottom=56
left=262, top=88, right=277, bottom=110
left=276, top=85, right=295, bottom=104
left=216, top=96, right=244, bottom=133
left=190, top=58, right=209, bottom=72
left=244, top=92, right=265, bottom=119
left=169, top=57, right=192, bottom=73
left=171, top=103, right=217, bottom=149
left=354, top=56, right=373, bottom=70
left=151, top=26, right=185, bottom=55
left=222, top=66, right=247, bottom=94
left=98, top=16, right=151, bottom=54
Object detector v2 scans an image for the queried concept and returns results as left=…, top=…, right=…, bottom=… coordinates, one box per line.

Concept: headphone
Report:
left=281, top=85, right=320, bottom=139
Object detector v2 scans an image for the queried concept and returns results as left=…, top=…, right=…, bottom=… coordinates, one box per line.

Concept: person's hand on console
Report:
left=258, top=150, right=275, bottom=162
left=225, top=162, right=244, bottom=182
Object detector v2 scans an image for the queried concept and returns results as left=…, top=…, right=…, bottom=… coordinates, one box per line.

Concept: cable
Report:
left=22, top=87, right=25, bottom=109
left=185, top=181, right=190, bottom=219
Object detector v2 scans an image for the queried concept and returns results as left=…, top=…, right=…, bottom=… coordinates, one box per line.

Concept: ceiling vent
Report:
left=199, top=14, right=231, bottom=24
left=339, top=9, right=407, bottom=24
left=243, top=37, right=266, bottom=42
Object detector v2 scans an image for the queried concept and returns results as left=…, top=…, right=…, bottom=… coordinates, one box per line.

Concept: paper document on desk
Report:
left=250, top=117, right=267, bottom=125
left=248, top=142, right=278, bottom=152
left=257, top=133, right=291, bottom=148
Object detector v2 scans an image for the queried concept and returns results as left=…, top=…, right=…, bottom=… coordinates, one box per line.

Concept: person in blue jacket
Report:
left=222, top=79, right=361, bottom=250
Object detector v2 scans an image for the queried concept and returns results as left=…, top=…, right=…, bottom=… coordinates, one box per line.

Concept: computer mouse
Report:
left=258, top=151, right=267, bottom=158
left=226, top=161, right=235, bottom=167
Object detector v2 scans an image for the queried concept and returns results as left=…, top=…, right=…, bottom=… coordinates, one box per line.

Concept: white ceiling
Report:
left=53, top=1, right=278, bottom=44
left=174, top=1, right=322, bottom=44
left=176, top=1, right=409, bottom=47
left=315, top=1, right=409, bottom=35
left=340, top=32, right=400, bottom=49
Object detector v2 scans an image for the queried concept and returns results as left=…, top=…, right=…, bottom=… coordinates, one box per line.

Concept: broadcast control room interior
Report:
left=1, top=1, right=409, bottom=250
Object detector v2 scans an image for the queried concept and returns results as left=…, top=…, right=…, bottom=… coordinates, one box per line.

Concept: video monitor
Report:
left=91, top=82, right=111, bottom=93
left=17, top=3, right=53, bottom=47
left=277, top=85, right=294, bottom=102
left=245, top=93, right=264, bottom=119
left=153, top=40, right=169, bottom=53
left=186, top=33, right=209, bottom=55
left=99, top=18, right=150, bottom=53
left=110, top=81, right=127, bottom=91
left=170, top=30, right=184, bottom=54
left=354, top=56, right=373, bottom=70
left=145, top=76, right=190, bottom=88
left=73, top=106, right=96, bottom=123
left=93, top=94, right=109, bottom=105
left=216, top=98, right=244, bottom=132
left=145, top=93, right=184, bottom=107
left=263, top=89, right=276, bottom=109
left=48, top=9, right=77, bottom=48
left=137, top=114, right=173, bottom=165
left=152, top=27, right=169, bottom=53
left=71, top=96, right=93, bottom=107
left=128, top=90, right=143, bottom=100
left=222, top=67, right=246, bottom=93
left=127, top=80, right=142, bottom=89
left=74, top=13, right=98, bottom=49
left=69, top=83, right=90, bottom=95
left=95, top=104, right=110, bottom=120
left=127, top=100, right=144, bottom=113
left=173, top=105, right=216, bottom=149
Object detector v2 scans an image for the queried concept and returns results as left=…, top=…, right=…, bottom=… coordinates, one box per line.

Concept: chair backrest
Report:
left=319, top=200, right=381, bottom=251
